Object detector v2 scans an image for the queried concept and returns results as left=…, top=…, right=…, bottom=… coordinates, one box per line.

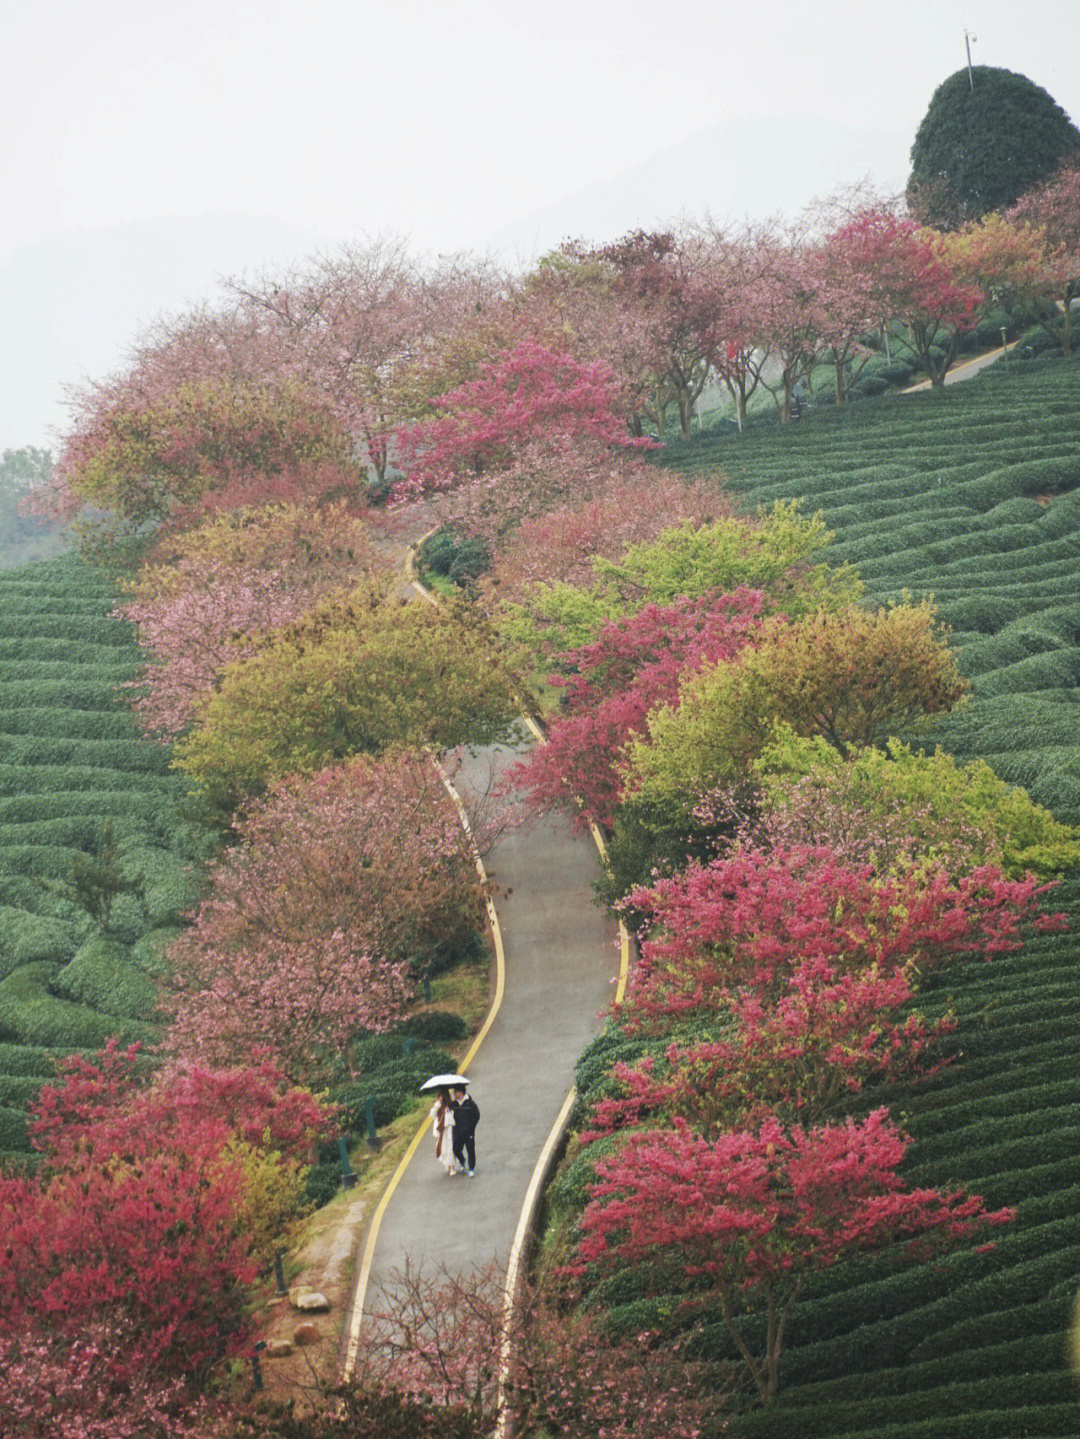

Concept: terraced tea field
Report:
left=0, top=553, right=213, bottom=1155
left=653, top=350, right=1080, bottom=1435
left=666, top=355, right=1080, bottom=826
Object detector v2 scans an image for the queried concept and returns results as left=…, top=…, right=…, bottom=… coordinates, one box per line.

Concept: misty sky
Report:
left=3, top=0, right=1079, bottom=451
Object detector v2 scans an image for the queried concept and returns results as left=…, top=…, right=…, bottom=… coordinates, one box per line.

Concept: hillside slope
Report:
left=649, top=349, right=1080, bottom=1435
left=0, top=554, right=212, bottom=1154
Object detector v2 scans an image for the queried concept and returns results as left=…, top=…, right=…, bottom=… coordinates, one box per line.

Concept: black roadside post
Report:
left=273, top=1250, right=288, bottom=1296
left=252, top=1340, right=267, bottom=1391
left=363, top=1099, right=380, bottom=1150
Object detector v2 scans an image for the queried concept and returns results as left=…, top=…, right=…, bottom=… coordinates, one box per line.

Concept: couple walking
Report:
left=429, top=1085, right=480, bottom=1177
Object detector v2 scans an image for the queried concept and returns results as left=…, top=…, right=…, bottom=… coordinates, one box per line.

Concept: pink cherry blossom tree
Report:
left=1007, top=162, right=1080, bottom=354
left=115, top=500, right=386, bottom=737
left=165, top=751, right=483, bottom=1079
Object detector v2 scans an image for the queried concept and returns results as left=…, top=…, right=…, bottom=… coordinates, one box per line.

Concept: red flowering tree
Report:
left=874, top=217, right=983, bottom=385
left=592, top=229, right=718, bottom=441
left=29, top=1042, right=332, bottom=1170
left=576, top=1108, right=1014, bottom=1402
left=1, top=1044, right=334, bottom=1389
left=624, top=845, right=1062, bottom=1021
left=115, top=501, right=386, bottom=737
left=392, top=340, right=647, bottom=500
left=1007, top=162, right=1080, bottom=354
left=817, top=207, right=904, bottom=403
left=516, top=242, right=671, bottom=435
left=510, top=588, right=765, bottom=826
left=587, top=959, right=950, bottom=1137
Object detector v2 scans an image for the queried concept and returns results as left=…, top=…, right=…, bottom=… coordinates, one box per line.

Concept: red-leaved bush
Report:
left=392, top=340, right=647, bottom=501
left=511, top=588, right=765, bottom=826
left=624, top=844, right=1063, bottom=1023
left=0, top=1043, right=334, bottom=1391
left=576, top=1108, right=1013, bottom=1401
left=587, top=957, right=952, bottom=1137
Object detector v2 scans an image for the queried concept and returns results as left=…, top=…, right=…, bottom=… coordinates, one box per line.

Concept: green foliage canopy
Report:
left=908, top=66, right=1080, bottom=227
left=502, top=500, right=861, bottom=667
left=625, top=600, right=968, bottom=813
left=754, top=728, right=1080, bottom=879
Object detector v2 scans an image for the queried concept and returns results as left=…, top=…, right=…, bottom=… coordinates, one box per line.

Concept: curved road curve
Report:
left=340, top=574, right=624, bottom=1380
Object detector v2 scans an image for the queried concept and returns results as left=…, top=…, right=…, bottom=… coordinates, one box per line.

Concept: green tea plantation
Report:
left=638, top=344, right=1080, bottom=1435
left=0, top=552, right=216, bottom=1157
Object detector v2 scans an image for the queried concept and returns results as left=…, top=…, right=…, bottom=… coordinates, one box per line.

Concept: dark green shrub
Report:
left=304, top=1161, right=341, bottom=1208
left=417, top=527, right=491, bottom=586
left=399, top=1009, right=469, bottom=1044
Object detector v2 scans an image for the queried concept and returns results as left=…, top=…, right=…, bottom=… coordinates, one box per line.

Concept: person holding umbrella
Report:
left=451, top=1085, right=480, bottom=1177
left=428, top=1088, right=459, bottom=1176
left=420, top=1073, right=470, bottom=1178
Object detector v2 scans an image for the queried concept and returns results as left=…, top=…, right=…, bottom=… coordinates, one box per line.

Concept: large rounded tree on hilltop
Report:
left=907, top=66, right=1080, bottom=227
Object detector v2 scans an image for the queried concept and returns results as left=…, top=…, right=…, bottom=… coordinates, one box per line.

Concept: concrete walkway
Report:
left=341, top=731, right=620, bottom=1371
left=902, top=339, right=1018, bottom=392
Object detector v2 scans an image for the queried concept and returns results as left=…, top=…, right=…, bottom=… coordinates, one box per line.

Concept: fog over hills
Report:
left=1, top=114, right=907, bottom=453
left=0, top=211, right=329, bottom=453
left=488, top=113, right=910, bottom=263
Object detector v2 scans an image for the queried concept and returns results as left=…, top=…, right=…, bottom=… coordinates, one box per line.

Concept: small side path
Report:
left=902, top=340, right=1019, bottom=392
left=340, top=734, right=620, bottom=1369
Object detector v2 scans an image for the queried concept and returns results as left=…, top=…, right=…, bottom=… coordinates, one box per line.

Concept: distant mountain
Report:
left=0, top=211, right=329, bottom=451
left=486, top=113, right=910, bottom=264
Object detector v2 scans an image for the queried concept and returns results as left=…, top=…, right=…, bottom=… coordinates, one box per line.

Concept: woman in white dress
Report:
left=429, top=1090, right=459, bottom=1175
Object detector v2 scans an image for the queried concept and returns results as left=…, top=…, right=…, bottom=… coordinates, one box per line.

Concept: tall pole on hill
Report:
left=964, top=30, right=977, bottom=89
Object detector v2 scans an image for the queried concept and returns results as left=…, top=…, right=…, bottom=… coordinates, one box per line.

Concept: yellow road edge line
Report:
left=341, top=759, right=505, bottom=1380
left=587, top=820, right=631, bottom=1006
left=369, top=543, right=631, bottom=1400
left=495, top=1084, right=578, bottom=1439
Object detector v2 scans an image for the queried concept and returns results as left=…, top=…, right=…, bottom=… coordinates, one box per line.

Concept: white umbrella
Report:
left=419, top=1073, right=470, bottom=1093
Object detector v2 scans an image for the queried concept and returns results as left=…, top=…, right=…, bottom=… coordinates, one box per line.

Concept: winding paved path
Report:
left=337, top=332, right=1025, bottom=1378
left=341, top=725, right=621, bottom=1372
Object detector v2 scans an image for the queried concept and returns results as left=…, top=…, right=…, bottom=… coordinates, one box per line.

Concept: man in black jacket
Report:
left=451, top=1085, right=480, bottom=1176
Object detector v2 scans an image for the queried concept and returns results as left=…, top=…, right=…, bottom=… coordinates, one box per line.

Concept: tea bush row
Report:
left=0, top=554, right=208, bottom=1152
left=639, top=354, right=1080, bottom=1435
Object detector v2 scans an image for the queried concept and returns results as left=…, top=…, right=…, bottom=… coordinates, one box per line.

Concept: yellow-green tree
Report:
left=753, top=729, right=1080, bottom=880
left=625, top=600, right=968, bottom=813
left=173, top=589, right=518, bottom=799
left=503, top=500, right=861, bottom=666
